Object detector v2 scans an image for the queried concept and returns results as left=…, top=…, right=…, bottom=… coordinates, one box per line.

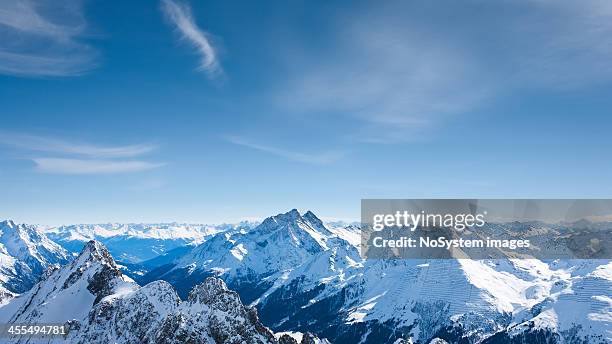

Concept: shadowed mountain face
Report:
left=141, top=210, right=611, bottom=344
left=141, top=209, right=361, bottom=300
left=0, top=220, right=69, bottom=297
left=1, top=213, right=610, bottom=344
left=0, top=240, right=329, bottom=344
left=44, top=222, right=257, bottom=263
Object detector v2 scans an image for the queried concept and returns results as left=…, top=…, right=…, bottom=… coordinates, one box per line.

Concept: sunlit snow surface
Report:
left=140, top=210, right=611, bottom=343
left=0, top=213, right=610, bottom=343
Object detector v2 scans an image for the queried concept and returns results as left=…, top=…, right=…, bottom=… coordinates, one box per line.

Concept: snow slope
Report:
left=3, top=212, right=608, bottom=344
left=145, top=209, right=361, bottom=302
left=0, top=240, right=329, bottom=344
left=142, top=210, right=610, bottom=344
left=0, top=220, right=69, bottom=295
left=45, top=221, right=256, bottom=263
left=0, top=240, right=137, bottom=326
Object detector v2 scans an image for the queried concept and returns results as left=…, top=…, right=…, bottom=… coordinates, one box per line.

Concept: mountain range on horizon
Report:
left=0, top=210, right=610, bottom=344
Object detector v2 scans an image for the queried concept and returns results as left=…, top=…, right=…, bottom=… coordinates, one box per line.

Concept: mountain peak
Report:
left=260, top=209, right=303, bottom=228
left=188, top=277, right=236, bottom=305
left=303, top=210, right=325, bottom=227
left=0, top=219, right=16, bottom=229
left=0, top=219, right=69, bottom=294
left=263, top=209, right=325, bottom=227
left=282, top=208, right=302, bottom=221
left=257, top=209, right=333, bottom=242
left=0, top=220, right=26, bottom=237
left=63, top=240, right=131, bottom=305
left=181, top=276, right=278, bottom=343
left=303, top=210, right=316, bottom=217
left=77, top=240, right=116, bottom=267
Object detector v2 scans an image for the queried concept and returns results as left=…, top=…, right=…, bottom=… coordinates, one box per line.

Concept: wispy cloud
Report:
left=274, top=0, right=612, bottom=143
left=0, top=133, right=156, bottom=158
left=32, top=158, right=164, bottom=174
left=275, top=11, right=492, bottom=143
left=0, top=0, right=97, bottom=77
left=0, top=132, right=164, bottom=175
left=225, top=136, right=344, bottom=165
left=161, top=0, right=221, bottom=77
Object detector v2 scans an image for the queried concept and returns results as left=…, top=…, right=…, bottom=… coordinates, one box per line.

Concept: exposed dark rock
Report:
left=87, top=264, right=123, bottom=304
left=278, top=334, right=299, bottom=344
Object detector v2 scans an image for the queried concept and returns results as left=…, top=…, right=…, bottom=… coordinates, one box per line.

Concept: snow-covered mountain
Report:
left=325, top=222, right=361, bottom=248
left=2, top=212, right=609, bottom=343
left=142, top=209, right=362, bottom=301
left=0, top=240, right=329, bottom=344
left=0, top=220, right=69, bottom=298
left=45, top=221, right=256, bottom=263
left=143, top=210, right=611, bottom=344
left=283, top=258, right=610, bottom=343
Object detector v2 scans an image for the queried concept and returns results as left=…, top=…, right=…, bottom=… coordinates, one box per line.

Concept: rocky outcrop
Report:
left=0, top=240, right=330, bottom=344
left=71, top=274, right=327, bottom=344
left=145, top=277, right=278, bottom=344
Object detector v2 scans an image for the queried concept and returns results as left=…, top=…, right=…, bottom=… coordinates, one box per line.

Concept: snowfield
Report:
left=0, top=240, right=329, bottom=344
left=0, top=213, right=609, bottom=344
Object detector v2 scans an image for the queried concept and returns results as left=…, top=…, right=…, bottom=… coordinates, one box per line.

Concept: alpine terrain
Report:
left=142, top=210, right=611, bottom=344
left=0, top=212, right=609, bottom=344
left=0, top=220, right=69, bottom=302
left=45, top=222, right=257, bottom=263
left=0, top=240, right=329, bottom=344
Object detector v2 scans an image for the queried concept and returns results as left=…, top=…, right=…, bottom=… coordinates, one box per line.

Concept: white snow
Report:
left=275, top=331, right=304, bottom=342
left=230, top=243, right=248, bottom=261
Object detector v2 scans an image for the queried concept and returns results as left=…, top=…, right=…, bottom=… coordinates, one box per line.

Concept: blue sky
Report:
left=1, top=0, right=612, bottom=225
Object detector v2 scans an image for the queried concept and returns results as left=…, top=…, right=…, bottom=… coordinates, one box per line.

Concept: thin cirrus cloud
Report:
left=275, top=0, right=612, bottom=143
left=0, top=133, right=157, bottom=158
left=225, top=136, right=344, bottom=165
left=161, top=0, right=221, bottom=77
left=0, top=133, right=163, bottom=175
left=32, top=158, right=165, bottom=175
left=0, top=0, right=97, bottom=77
